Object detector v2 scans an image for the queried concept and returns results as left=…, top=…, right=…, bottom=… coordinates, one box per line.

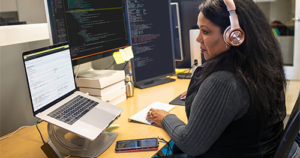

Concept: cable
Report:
left=105, top=61, right=115, bottom=70
left=36, top=120, right=46, bottom=144
left=183, top=67, right=192, bottom=79
left=177, top=59, right=198, bottom=79
left=157, top=136, right=173, bottom=156
left=166, top=72, right=176, bottom=82
left=75, top=65, right=81, bottom=78
left=178, top=63, right=197, bottom=79
left=0, top=126, right=30, bottom=141
left=122, top=61, right=129, bottom=70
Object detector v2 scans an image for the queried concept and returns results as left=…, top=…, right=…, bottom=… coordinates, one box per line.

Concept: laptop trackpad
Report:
left=81, top=108, right=115, bottom=128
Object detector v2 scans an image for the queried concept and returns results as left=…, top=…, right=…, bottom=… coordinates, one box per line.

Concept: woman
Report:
left=146, top=0, right=287, bottom=157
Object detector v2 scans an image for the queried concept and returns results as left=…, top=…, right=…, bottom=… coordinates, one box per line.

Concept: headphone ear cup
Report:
left=223, top=26, right=231, bottom=46
left=223, top=26, right=245, bottom=46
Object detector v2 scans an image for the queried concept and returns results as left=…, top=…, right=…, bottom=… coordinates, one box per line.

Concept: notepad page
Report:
left=129, top=102, right=175, bottom=125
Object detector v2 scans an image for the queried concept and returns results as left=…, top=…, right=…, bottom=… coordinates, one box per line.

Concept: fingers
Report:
left=147, top=112, right=156, bottom=118
left=181, top=91, right=187, bottom=96
left=146, top=114, right=155, bottom=120
left=147, top=109, right=157, bottom=120
left=147, top=110, right=153, bottom=118
left=147, top=110, right=153, bottom=116
left=148, top=108, right=156, bottom=116
left=180, top=91, right=187, bottom=100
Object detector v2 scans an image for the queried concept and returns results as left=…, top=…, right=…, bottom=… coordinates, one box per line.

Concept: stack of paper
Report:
left=75, top=70, right=126, bottom=105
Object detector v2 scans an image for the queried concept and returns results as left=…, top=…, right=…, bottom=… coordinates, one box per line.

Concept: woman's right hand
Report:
left=180, top=91, right=187, bottom=100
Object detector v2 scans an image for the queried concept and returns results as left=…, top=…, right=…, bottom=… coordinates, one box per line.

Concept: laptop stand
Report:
left=47, top=123, right=118, bottom=157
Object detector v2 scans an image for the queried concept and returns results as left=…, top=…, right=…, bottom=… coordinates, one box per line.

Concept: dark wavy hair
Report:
left=196, top=0, right=287, bottom=121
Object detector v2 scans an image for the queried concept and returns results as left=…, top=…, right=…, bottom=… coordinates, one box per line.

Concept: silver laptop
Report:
left=22, top=42, right=123, bottom=141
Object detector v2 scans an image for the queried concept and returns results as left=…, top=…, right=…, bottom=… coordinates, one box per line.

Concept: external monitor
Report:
left=171, top=0, right=205, bottom=69
left=171, top=2, right=183, bottom=61
left=128, top=0, right=176, bottom=89
left=44, top=0, right=129, bottom=66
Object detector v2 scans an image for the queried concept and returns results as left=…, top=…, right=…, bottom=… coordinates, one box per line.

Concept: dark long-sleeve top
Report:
left=161, top=71, right=251, bottom=156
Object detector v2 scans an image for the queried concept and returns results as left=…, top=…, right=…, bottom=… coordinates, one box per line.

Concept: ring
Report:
left=149, top=111, right=152, bottom=115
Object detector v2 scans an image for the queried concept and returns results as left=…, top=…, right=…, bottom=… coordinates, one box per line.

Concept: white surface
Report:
left=189, top=29, right=202, bottom=72
left=108, top=93, right=126, bottom=105
left=284, top=0, right=300, bottom=80
left=75, top=69, right=125, bottom=89
left=0, top=23, right=49, bottom=47
left=129, top=102, right=175, bottom=125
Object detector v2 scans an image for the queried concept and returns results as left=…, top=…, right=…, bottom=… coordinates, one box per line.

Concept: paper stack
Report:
left=75, top=70, right=126, bottom=105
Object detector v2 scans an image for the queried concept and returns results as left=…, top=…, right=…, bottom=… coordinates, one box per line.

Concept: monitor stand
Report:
left=47, top=123, right=117, bottom=157
left=135, top=77, right=175, bottom=89
left=73, top=62, right=96, bottom=77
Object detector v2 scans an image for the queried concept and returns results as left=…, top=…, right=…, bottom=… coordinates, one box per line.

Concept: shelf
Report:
left=0, top=23, right=49, bottom=47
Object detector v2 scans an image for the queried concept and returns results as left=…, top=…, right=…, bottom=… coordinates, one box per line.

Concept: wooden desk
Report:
left=0, top=78, right=190, bottom=158
left=0, top=79, right=299, bottom=158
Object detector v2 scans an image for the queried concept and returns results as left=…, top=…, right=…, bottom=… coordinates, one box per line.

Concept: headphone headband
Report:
left=223, top=0, right=236, bottom=11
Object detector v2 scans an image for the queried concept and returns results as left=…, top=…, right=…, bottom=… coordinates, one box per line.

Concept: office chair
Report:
left=273, top=93, right=300, bottom=158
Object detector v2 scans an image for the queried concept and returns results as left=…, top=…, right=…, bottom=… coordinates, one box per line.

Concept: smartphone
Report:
left=115, top=138, right=158, bottom=153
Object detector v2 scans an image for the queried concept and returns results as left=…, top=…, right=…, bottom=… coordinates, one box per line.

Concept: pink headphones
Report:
left=223, top=0, right=245, bottom=46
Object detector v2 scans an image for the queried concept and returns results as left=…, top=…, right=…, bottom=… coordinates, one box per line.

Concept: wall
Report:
left=0, top=0, right=18, bottom=24
left=0, top=0, right=46, bottom=24
left=0, top=0, right=50, bottom=137
left=0, top=40, right=50, bottom=136
left=0, top=0, right=17, bottom=12
left=16, top=0, right=47, bottom=24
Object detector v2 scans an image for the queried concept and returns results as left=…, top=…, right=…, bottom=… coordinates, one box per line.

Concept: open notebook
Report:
left=128, top=102, right=175, bottom=125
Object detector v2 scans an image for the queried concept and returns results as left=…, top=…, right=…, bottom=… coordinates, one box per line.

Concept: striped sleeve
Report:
left=161, top=75, right=247, bottom=156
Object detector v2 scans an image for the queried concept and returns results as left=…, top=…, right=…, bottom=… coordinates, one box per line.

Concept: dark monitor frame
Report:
left=44, top=0, right=130, bottom=66
left=128, top=0, right=176, bottom=89
left=171, top=2, right=184, bottom=61
left=171, top=0, right=205, bottom=68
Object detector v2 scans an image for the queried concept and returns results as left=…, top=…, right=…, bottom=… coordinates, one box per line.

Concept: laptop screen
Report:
left=23, top=43, right=76, bottom=113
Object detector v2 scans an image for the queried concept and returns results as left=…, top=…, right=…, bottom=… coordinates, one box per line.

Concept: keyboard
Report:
left=128, top=102, right=175, bottom=125
left=48, top=95, right=98, bottom=125
left=177, top=73, right=192, bottom=79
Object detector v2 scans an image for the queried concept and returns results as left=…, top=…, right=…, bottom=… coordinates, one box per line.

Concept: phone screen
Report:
left=116, top=138, right=158, bottom=149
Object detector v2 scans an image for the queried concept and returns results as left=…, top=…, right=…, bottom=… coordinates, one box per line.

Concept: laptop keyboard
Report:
left=48, top=95, right=99, bottom=125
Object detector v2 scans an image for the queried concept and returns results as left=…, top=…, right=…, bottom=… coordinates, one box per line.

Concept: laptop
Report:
left=22, top=42, right=123, bottom=141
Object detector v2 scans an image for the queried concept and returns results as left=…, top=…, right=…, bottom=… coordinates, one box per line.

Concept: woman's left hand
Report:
left=146, top=108, right=170, bottom=127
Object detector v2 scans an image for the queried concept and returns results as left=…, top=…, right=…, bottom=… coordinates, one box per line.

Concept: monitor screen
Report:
left=128, top=0, right=175, bottom=88
left=23, top=43, right=75, bottom=113
left=44, top=0, right=129, bottom=66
